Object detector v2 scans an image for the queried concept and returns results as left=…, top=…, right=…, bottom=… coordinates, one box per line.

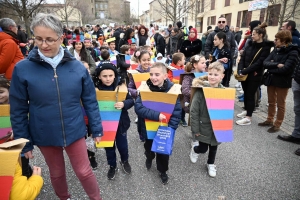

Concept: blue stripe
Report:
left=147, top=131, right=157, bottom=139
left=100, top=111, right=121, bottom=121
left=208, top=110, right=234, bottom=120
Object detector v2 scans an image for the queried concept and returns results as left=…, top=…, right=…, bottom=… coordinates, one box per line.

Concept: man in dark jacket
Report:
left=277, top=20, right=300, bottom=155
left=154, top=28, right=166, bottom=57
left=205, top=15, right=236, bottom=87
left=113, top=26, right=122, bottom=52
left=234, top=26, right=242, bottom=44
left=17, top=25, right=27, bottom=56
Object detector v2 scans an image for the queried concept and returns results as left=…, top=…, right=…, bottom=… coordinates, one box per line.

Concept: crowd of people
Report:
left=0, top=12, right=299, bottom=200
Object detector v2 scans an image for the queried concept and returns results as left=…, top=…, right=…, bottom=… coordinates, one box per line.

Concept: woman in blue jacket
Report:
left=9, top=13, right=103, bottom=200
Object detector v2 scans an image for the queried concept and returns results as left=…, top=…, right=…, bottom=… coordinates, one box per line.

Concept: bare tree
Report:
left=155, top=0, right=196, bottom=25
left=268, top=0, right=300, bottom=28
left=54, top=0, right=80, bottom=27
left=0, top=0, right=45, bottom=37
left=75, top=1, right=94, bottom=25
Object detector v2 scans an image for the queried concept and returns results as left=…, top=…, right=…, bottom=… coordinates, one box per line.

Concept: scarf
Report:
left=38, top=46, right=64, bottom=69
left=188, top=28, right=197, bottom=42
left=1, top=29, right=19, bottom=41
left=146, top=79, right=168, bottom=92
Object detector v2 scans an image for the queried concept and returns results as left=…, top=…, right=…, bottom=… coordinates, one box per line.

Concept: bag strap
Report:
left=248, top=47, right=263, bottom=67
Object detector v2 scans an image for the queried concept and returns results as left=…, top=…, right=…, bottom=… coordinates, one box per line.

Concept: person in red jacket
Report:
left=0, top=18, right=24, bottom=80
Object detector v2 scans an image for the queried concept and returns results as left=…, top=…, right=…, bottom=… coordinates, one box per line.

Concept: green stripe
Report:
left=97, top=101, right=119, bottom=111
left=0, top=116, right=11, bottom=128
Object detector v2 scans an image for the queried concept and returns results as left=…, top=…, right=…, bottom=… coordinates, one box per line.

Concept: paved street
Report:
left=34, top=77, right=300, bottom=200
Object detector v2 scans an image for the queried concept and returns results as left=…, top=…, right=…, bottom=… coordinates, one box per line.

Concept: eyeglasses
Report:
left=218, top=21, right=226, bottom=24
left=34, top=37, right=60, bottom=45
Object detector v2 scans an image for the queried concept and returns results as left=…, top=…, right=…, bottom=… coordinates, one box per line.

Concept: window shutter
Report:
left=246, top=11, right=252, bottom=27
left=274, top=5, right=281, bottom=25
left=211, top=0, right=215, bottom=10
left=207, top=17, right=210, bottom=25
left=239, top=0, right=243, bottom=3
left=236, top=11, right=241, bottom=27
left=225, top=0, right=230, bottom=6
left=259, top=8, right=265, bottom=22
left=226, top=13, right=232, bottom=27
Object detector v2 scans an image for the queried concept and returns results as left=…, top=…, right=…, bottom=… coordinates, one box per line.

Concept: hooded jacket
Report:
left=201, top=29, right=213, bottom=51
left=0, top=31, right=24, bottom=79
left=291, top=29, right=300, bottom=46
left=134, top=79, right=182, bottom=139
left=190, top=76, right=224, bottom=146
left=167, top=31, right=184, bottom=56
left=9, top=47, right=103, bottom=153
left=264, top=44, right=300, bottom=88
left=238, top=40, right=274, bottom=81
left=180, top=39, right=202, bottom=58
left=204, top=25, right=236, bottom=60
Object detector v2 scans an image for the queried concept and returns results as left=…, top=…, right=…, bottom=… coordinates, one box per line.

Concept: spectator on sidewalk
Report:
left=204, top=15, right=236, bottom=87
left=17, top=25, right=27, bottom=56
left=154, top=28, right=166, bottom=57
left=277, top=21, right=300, bottom=156
left=234, top=26, right=242, bottom=44
left=180, top=28, right=202, bottom=62
left=0, top=18, right=24, bottom=80
left=259, top=30, right=299, bottom=133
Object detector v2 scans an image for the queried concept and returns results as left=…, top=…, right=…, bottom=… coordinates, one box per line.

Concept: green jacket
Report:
left=190, top=76, right=224, bottom=146
left=68, top=47, right=96, bottom=75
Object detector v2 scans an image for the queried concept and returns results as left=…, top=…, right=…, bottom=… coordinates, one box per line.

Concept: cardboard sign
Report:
left=191, top=87, right=235, bottom=143
left=110, top=54, right=117, bottom=65
left=95, top=84, right=127, bottom=147
left=138, top=81, right=181, bottom=139
left=166, top=65, right=184, bottom=84
left=125, top=55, right=131, bottom=64
left=0, top=138, right=29, bottom=200
left=0, top=105, right=11, bottom=139
left=128, top=71, right=150, bottom=89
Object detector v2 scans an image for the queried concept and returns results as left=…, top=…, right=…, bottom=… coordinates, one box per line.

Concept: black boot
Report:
left=21, top=156, right=33, bottom=178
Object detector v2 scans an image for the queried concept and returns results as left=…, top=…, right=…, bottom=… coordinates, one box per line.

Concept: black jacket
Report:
left=234, top=30, right=243, bottom=44
left=154, top=33, right=166, bottom=55
left=204, top=25, right=236, bottom=60
left=264, top=44, right=300, bottom=88
left=180, top=39, right=202, bottom=58
left=211, top=45, right=231, bottom=64
left=17, top=29, right=27, bottom=43
left=116, top=54, right=130, bottom=76
left=238, top=40, right=273, bottom=81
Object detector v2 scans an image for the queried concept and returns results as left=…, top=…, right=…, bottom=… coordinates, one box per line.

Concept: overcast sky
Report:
left=128, top=0, right=152, bottom=16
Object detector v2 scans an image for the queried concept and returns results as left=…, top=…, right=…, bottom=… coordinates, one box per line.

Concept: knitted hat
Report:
left=249, top=20, right=261, bottom=33
left=95, top=61, right=118, bottom=77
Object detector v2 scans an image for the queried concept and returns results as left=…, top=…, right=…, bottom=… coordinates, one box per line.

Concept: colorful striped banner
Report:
left=138, top=81, right=181, bottom=139
left=94, top=84, right=127, bottom=147
left=129, top=72, right=150, bottom=89
left=0, top=105, right=11, bottom=139
left=202, top=87, right=236, bottom=142
left=110, top=54, right=117, bottom=65
left=167, top=66, right=185, bottom=84
left=125, top=55, right=131, bottom=64
left=194, top=72, right=208, bottom=78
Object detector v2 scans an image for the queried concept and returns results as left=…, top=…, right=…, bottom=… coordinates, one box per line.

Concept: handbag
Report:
left=151, top=123, right=175, bottom=155
left=262, top=71, right=272, bottom=86
left=234, top=47, right=263, bottom=82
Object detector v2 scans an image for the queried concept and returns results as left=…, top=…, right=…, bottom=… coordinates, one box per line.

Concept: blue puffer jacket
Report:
left=10, top=47, right=103, bottom=153
left=134, top=79, right=181, bottom=139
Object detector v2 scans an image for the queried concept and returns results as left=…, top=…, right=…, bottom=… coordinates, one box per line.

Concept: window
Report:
left=241, top=10, right=252, bottom=28
left=224, top=13, right=232, bottom=26
left=267, top=4, right=281, bottom=26
left=91, top=0, right=93, bottom=3
left=104, top=3, right=107, bottom=9
left=211, top=0, right=215, bottom=10
left=100, top=3, right=103, bottom=9
left=239, top=0, right=250, bottom=3
left=95, top=4, right=98, bottom=9
left=207, top=17, right=210, bottom=25
left=201, top=0, right=204, bottom=12
left=92, top=8, right=94, bottom=14
left=211, top=16, right=216, bottom=25
left=236, top=11, right=241, bottom=27
left=225, top=0, right=230, bottom=6
left=259, top=8, right=266, bottom=22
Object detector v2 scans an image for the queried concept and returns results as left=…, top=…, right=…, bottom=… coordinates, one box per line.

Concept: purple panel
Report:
left=214, top=130, right=233, bottom=142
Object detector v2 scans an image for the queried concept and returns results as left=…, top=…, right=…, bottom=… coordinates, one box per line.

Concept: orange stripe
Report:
left=211, top=120, right=233, bottom=130
left=101, top=131, right=117, bottom=141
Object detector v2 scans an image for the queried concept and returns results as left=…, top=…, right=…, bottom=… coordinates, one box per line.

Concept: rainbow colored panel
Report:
left=125, top=55, right=131, bottom=64
left=140, top=91, right=179, bottom=139
left=131, top=73, right=150, bottom=89
left=202, top=87, right=236, bottom=142
left=194, top=72, right=208, bottom=78
left=92, top=86, right=127, bottom=147
left=110, top=54, right=117, bottom=65
left=171, top=69, right=185, bottom=83
left=0, top=105, right=11, bottom=139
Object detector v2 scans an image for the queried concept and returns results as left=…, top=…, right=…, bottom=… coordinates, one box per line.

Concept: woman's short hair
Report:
left=30, top=13, right=63, bottom=37
left=0, top=18, right=16, bottom=30
left=275, top=30, right=292, bottom=44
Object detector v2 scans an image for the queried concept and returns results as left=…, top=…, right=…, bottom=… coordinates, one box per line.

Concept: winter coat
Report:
left=17, top=29, right=27, bottom=43
left=204, top=25, right=236, bottom=60
left=134, top=79, right=182, bottom=139
left=113, top=28, right=122, bottom=51
left=9, top=162, right=43, bottom=200
left=9, top=47, right=103, bottom=154
left=180, top=39, right=202, bottom=58
left=181, top=73, right=195, bottom=113
left=0, top=31, right=24, bottom=79
left=118, top=37, right=130, bottom=50
left=264, top=44, right=300, bottom=88
left=154, top=33, right=166, bottom=56
left=136, top=35, right=150, bottom=47
left=234, top=30, right=243, bottom=44
left=201, top=29, right=213, bottom=52
left=291, top=29, right=300, bottom=46
left=127, top=65, right=150, bottom=98
left=167, top=32, right=184, bottom=56
left=68, top=47, right=96, bottom=75
left=238, top=40, right=274, bottom=81
left=211, top=45, right=231, bottom=65
left=96, top=80, right=134, bottom=134
left=116, top=54, right=131, bottom=81
left=190, top=76, right=224, bottom=146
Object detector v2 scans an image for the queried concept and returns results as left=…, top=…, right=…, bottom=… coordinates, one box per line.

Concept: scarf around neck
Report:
left=38, top=46, right=64, bottom=69
left=146, top=79, right=168, bottom=92
left=188, top=28, right=198, bottom=42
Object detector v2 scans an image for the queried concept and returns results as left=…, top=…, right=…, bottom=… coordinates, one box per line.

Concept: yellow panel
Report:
left=140, top=92, right=178, bottom=104
left=0, top=105, right=10, bottom=117
left=95, top=141, right=114, bottom=148
left=0, top=150, right=20, bottom=176
left=96, top=84, right=127, bottom=101
left=146, top=121, right=168, bottom=131
left=202, top=87, right=236, bottom=100
left=132, top=73, right=150, bottom=82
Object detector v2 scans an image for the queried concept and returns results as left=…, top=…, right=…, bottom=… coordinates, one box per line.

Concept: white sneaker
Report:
left=191, top=141, right=199, bottom=148
left=207, top=164, right=217, bottom=177
left=190, top=147, right=199, bottom=163
left=236, top=111, right=247, bottom=118
left=134, top=117, right=138, bottom=123
left=235, top=83, right=241, bottom=88
left=236, top=117, right=251, bottom=125
left=236, top=87, right=242, bottom=91
left=239, top=90, right=244, bottom=94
